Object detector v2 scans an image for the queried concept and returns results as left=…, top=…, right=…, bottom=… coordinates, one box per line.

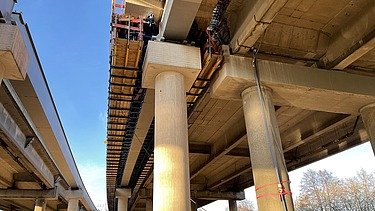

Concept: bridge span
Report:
left=0, top=1, right=97, bottom=210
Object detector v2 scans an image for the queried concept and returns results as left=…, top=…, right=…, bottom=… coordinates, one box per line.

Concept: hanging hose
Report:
left=206, top=0, right=231, bottom=51
left=252, top=48, right=289, bottom=211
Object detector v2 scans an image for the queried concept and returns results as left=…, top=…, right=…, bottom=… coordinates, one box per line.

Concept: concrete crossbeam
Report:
left=190, top=190, right=245, bottom=201
left=0, top=24, right=28, bottom=80
left=142, top=41, right=201, bottom=91
left=211, top=55, right=375, bottom=114
left=139, top=188, right=245, bottom=201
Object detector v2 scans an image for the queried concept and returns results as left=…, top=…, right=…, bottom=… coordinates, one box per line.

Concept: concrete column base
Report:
left=360, top=103, right=375, bottom=155
left=67, top=198, right=79, bottom=211
left=242, top=86, right=294, bottom=211
left=34, top=198, right=46, bottom=211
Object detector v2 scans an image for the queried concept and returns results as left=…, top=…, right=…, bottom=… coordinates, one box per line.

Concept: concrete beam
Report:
left=283, top=115, right=356, bottom=152
left=190, top=190, right=245, bottom=201
left=157, top=0, right=202, bottom=40
left=124, top=0, right=164, bottom=23
left=126, top=0, right=163, bottom=10
left=190, top=134, right=247, bottom=180
left=121, top=90, right=154, bottom=186
left=0, top=102, right=55, bottom=187
left=0, top=189, right=58, bottom=200
left=208, top=164, right=252, bottom=190
left=189, top=143, right=249, bottom=157
left=229, top=0, right=287, bottom=54
left=211, top=55, right=375, bottom=114
left=0, top=23, right=28, bottom=80
left=13, top=172, right=37, bottom=182
left=321, top=3, right=375, bottom=70
left=189, top=143, right=211, bottom=155
left=139, top=188, right=245, bottom=201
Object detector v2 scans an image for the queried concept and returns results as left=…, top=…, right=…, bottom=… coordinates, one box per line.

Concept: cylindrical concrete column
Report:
left=228, top=200, right=237, bottom=211
left=154, top=71, right=191, bottom=211
left=146, top=199, right=153, bottom=211
left=360, top=103, right=375, bottom=155
left=67, top=198, right=79, bottom=211
left=34, top=198, right=46, bottom=211
left=241, top=86, right=294, bottom=211
left=117, top=197, right=128, bottom=211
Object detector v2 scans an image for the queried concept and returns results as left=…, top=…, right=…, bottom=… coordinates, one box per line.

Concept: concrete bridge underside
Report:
left=106, top=0, right=375, bottom=210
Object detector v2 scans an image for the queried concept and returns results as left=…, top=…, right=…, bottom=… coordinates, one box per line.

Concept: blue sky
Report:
left=15, top=1, right=375, bottom=210
left=15, top=0, right=110, bottom=205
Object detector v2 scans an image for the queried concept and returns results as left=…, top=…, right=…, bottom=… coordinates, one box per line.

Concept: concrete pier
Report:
left=116, top=188, right=131, bottom=211
left=241, top=86, right=294, bottom=211
left=153, top=71, right=191, bottom=210
left=67, top=198, right=79, bottom=211
left=228, top=200, right=237, bottom=211
left=360, top=103, right=375, bottom=155
left=34, top=198, right=46, bottom=211
left=142, top=41, right=201, bottom=211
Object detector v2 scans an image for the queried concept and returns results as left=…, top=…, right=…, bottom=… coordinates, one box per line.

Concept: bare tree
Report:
left=237, top=199, right=255, bottom=211
left=296, top=169, right=375, bottom=211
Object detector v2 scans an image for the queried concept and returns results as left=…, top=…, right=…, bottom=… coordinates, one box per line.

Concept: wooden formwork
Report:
left=112, top=38, right=143, bottom=68
left=187, top=51, right=223, bottom=107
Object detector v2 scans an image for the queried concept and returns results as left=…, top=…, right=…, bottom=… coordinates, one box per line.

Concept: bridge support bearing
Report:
left=67, top=198, right=79, bottom=211
left=228, top=200, right=237, bottom=211
left=34, top=198, right=46, bottom=211
left=360, top=103, right=375, bottom=155
left=241, top=86, right=294, bottom=211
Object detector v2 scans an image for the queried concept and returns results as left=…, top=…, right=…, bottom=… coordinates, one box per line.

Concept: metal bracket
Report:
left=24, top=136, right=35, bottom=148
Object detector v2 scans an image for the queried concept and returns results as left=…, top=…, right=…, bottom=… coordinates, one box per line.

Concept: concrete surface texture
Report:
left=153, top=71, right=191, bottom=211
left=242, top=86, right=294, bottom=211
